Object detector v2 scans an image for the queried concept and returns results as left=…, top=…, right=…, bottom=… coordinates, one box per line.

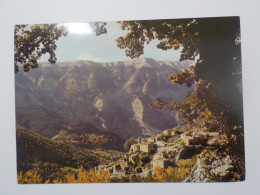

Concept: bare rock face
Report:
left=185, top=158, right=208, bottom=182
left=15, top=58, right=194, bottom=139
left=185, top=150, right=234, bottom=182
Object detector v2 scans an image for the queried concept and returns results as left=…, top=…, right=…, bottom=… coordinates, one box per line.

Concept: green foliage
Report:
left=117, top=17, right=244, bottom=178
left=14, top=24, right=67, bottom=73
left=177, top=155, right=198, bottom=169
left=118, top=17, right=243, bottom=129
left=168, top=66, right=195, bottom=87
left=116, top=19, right=199, bottom=60
left=14, top=22, right=107, bottom=73
left=117, top=18, right=241, bottom=83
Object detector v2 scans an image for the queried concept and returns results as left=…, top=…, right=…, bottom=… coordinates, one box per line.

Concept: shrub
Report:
left=17, top=168, right=43, bottom=184
left=177, top=155, right=198, bottom=170
left=152, top=166, right=190, bottom=182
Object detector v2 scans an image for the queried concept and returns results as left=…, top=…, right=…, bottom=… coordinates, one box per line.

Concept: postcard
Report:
left=15, top=16, right=244, bottom=183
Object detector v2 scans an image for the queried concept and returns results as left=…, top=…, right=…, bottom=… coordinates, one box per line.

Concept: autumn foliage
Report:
left=18, top=168, right=43, bottom=184
left=65, top=165, right=111, bottom=183
left=152, top=166, right=190, bottom=182
left=17, top=165, right=111, bottom=184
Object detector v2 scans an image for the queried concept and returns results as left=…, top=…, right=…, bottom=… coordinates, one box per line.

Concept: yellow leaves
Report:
left=169, top=38, right=180, bottom=50
left=96, top=169, right=111, bottom=183
left=65, top=172, right=77, bottom=183
left=44, top=179, right=50, bottom=184
left=52, top=179, right=62, bottom=183
left=152, top=166, right=191, bottom=182
left=177, top=156, right=198, bottom=169
left=219, top=134, right=229, bottom=146
left=194, top=32, right=199, bottom=36
left=230, top=134, right=237, bottom=144
left=17, top=168, right=42, bottom=184
left=64, top=165, right=111, bottom=183
left=171, top=41, right=180, bottom=50
left=152, top=166, right=166, bottom=181
left=25, top=34, right=30, bottom=40
left=17, top=165, right=111, bottom=184
left=233, top=126, right=242, bottom=130
left=219, top=133, right=238, bottom=145
left=201, top=108, right=212, bottom=119
left=38, top=24, right=45, bottom=29
left=173, top=158, right=198, bottom=180
left=200, top=150, right=217, bottom=167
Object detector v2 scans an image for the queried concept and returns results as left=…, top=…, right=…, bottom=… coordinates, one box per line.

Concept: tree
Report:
left=14, top=24, right=67, bottom=73
left=65, top=165, right=111, bottom=183
left=14, top=22, right=107, bottom=73
left=116, top=17, right=242, bottom=125
left=17, top=168, right=43, bottom=184
left=152, top=166, right=190, bottom=182
left=116, top=17, right=244, bottom=178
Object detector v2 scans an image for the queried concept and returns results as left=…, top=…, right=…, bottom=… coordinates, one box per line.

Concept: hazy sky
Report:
left=39, top=21, right=182, bottom=63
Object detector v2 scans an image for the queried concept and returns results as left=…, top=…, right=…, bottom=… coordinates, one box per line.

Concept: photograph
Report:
left=15, top=16, right=245, bottom=184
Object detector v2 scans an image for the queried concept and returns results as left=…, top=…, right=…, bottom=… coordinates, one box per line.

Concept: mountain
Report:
left=16, top=104, right=66, bottom=138
left=15, top=58, right=194, bottom=139
left=16, top=125, right=99, bottom=169
left=52, top=121, right=125, bottom=151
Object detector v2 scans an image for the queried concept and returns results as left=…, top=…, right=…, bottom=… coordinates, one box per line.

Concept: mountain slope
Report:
left=16, top=104, right=66, bottom=138
left=15, top=58, right=194, bottom=139
left=16, top=125, right=98, bottom=169
left=52, top=121, right=125, bottom=151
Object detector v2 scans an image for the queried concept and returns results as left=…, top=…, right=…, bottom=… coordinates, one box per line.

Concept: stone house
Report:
left=95, top=163, right=114, bottom=174
left=112, top=161, right=129, bottom=178
left=147, top=137, right=158, bottom=143
left=129, top=144, right=140, bottom=153
left=152, top=153, right=173, bottom=170
left=130, top=142, right=154, bottom=153
left=181, top=132, right=196, bottom=146
left=139, top=142, right=154, bottom=153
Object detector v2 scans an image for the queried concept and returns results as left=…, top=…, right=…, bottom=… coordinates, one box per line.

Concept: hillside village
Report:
left=17, top=118, right=237, bottom=183
left=94, top=120, right=221, bottom=181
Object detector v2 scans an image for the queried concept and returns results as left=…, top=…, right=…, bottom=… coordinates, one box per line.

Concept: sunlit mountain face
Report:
left=15, top=58, right=194, bottom=139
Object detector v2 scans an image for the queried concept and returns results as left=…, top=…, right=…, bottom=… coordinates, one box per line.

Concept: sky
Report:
left=39, top=21, right=182, bottom=63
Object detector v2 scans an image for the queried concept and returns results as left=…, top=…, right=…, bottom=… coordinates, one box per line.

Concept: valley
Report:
left=15, top=58, right=242, bottom=183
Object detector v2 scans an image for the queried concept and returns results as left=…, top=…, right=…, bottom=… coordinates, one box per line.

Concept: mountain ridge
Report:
left=15, top=58, right=194, bottom=139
